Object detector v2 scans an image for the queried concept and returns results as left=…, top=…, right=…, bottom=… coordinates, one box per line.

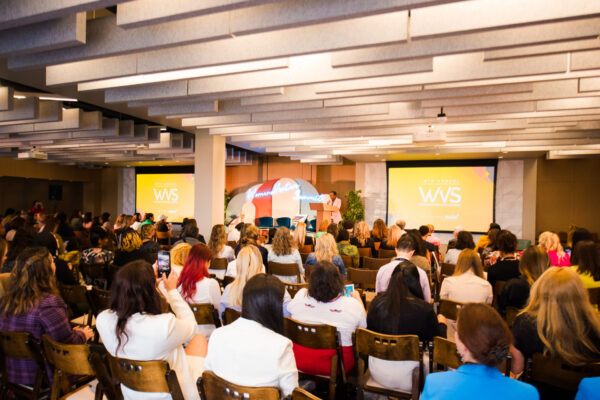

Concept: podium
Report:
left=310, top=203, right=338, bottom=232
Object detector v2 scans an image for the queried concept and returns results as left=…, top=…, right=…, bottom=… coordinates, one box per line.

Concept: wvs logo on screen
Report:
left=418, top=187, right=461, bottom=204
left=153, top=188, right=179, bottom=202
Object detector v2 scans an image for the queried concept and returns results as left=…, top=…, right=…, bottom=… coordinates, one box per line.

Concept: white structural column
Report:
left=194, top=131, right=225, bottom=238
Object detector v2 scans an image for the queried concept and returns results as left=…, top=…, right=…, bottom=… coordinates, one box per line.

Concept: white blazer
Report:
left=96, top=290, right=200, bottom=400
left=439, top=270, right=493, bottom=304
left=203, top=317, right=299, bottom=397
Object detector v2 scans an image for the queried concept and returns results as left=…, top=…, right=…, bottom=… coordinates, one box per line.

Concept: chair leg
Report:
left=50, top=370, right=62, bottom=400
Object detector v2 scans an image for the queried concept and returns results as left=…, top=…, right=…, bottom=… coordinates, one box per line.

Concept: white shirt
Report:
left=327, top=197, right=342, bottom=224
left=131, top=221, right=142, bottom=232
left=96, top=290, right=200, bottom=400
left=227, top=229, right=240, bottom=242
left=444, top=248, right=462, bottom=265
left=287, top=288, right=366, bottom=346
left=217, top=245, right=235, bottom=262
left=179, top=278, right=221, bottom=339
left=439, top=270, right=493, bottom=304
left=204, top=317, right=298, bottom=397
left=375, top=259, right=432, bottom=303
left=267, top=249, right=305, bottom=283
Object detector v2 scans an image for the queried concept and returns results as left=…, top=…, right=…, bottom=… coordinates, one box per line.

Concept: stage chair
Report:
left=0, top=331, right=49, bottom=400
left=283, top=317, right=343, bottom=400
left=42, top=335, right=102, bottom=400
left=292, top=387, right=322, bottom=400
left=197, top=370, right=279, bottom=400
left=438, top=299, right=464, bottom=321
left=363, top=257, right=392, bottom=270
left=527, top=353, right=600, bottom=392
left=222, top=308, right=241, bottom=326
left=378, top=249, right=396, bottom=259
left=306, top=219, right=317, bottom=233
left=58, top=282, right=93, bottom=327
left=355, top=329, right=422, bottom=400
left=275, top=217, right=292, bottom=229
left=107, top=354, right=184, bottom=400
left=269, top=261, right=302, bottom=283
left=347, top=267, right=377, bottom=291
left=189, top=303, right=221, bottom=328
left=284, top=282, right=308, bottom=298
left=588, top=287, right=600, bottom=307
left=256, top=217, right=274, bottom=229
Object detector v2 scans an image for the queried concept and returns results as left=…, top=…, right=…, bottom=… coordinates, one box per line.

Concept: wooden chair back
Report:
left=211, top=257, right=228, bottom=270
left=305, top=263, right=315, bottom=280
left=87, top=286, right=111, bottom=317
left=363, top=257, right=392, bottom=270
left=528, top=353, right=600, bottom=391
left=440, top=263, right=455, bottom=277
left=493, top=280, right=507, bottom=308
left=588, top=287, right=600, bottom=307
left=374, top=242, right=381, bottom=251
left=0, top=330, right=48, bottom=399
left=431, top=336, right=461, bottom=371
left=58, top=283, right=93, bottom=326
left=198, top=370, right=279, bottom=400
left=89, top=351, right=123, bottom=400
left=292, top=387, right=322, bottom=400
left=347, top=267, right=377, bottom=290
left=156, top=231, right=171, bottom=245
left=80, top=262, right=107, bottom=281
left=300, top=245, right=313, bottom=254
left=340, top=255, right=353, bottom=270
left=107, top=354, right=184, bottom=400
left=439, top=299, right=464, bottom=320
left=378, top=249, right=396, bottom=259
left=284, top=282, right=308, bottom=298
left=269, top=261, right=302, bottom=283
left=189, top=303, right=221, bottom=327
left=357, top=247, right=371, bottom=258
left=222, top=308, right=241, bottom=326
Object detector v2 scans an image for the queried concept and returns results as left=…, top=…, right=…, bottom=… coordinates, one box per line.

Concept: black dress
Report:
left=487, top=257, right=520, bottom=290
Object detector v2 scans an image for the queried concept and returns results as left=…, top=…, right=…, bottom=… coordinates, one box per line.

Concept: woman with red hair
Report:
left=177, top=243, right=221, bottom=338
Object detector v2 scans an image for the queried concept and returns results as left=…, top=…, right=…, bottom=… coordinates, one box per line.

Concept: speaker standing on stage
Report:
left=327, top=191, right=342, bottom=224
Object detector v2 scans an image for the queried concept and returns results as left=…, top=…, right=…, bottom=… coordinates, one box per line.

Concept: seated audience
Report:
left=315, top=220, right=330, bottom=239
left=419, top=225, right=437, bottom=254
left=170, top=242, right=192, bottom=276
left=407, top=230, right=431, bottom=273
left=481, top=227, right=501, bottom=261
left=498, top=246, right=549, bottom=314
left=130, top=212, right=142, bottom=232
left=227, top=221, right=243, bottom=243
left=2, top=229, right=33, bottom=273
left=511, top=267, right=600, bottom=397
left=475, top=222, right=501, bottom=251
left=155, top=215, right=171, bottom=246
left=0, top=247, right=93, bottom=386
left=371, top=218, right=388, bottom=244
left=287, top=260, right=366, bottom=376
left=337, top=230, right=360, bottom=268
left=81, top=226, right=114, bottom=264
left=538, top=231, right=571, bottom=267
left=139, top=223, right=160, bottom=256
left=327, top=223, right=339, bottom=242
left=204, top=274, right=298, bottom=397
left=113, top=213, right=126, bottom=231
left=447, top=226, right=463, bottom=250
left=379, top=225, right=402, bottom=251
left=268, top=227, right=304, bottom=283
left=97, top=260, right=206, bottom=400
left=395, top=219, right=407, bottom=235
left=572, top=241, right=600, bottom=289
left=571, top=227, right=593, bottom=258
left=421, top=303, right=538, bottom=400
left=368, top=262, right=447, bottom=392
left=293, top=221, right=313, bottom=248
left=234, top=224, right=268, bottom=269
left=350, top=221, right=375, bottom=255
left=426, top=224, right=441, bottom=248
left=376, top=235, right=431, bottom=303
left=305, top=233, right=346, bottom=277
left=444, top=231, right=476, bottom=265
left=219, top=246, right=265, bottom=317
left=113, top=230, right=153, bottom=266
left=440, top=249, right=493, bottom=304
left=487, top=230, right=520, bottom=289
left=208, top=224, right=235, bottom=261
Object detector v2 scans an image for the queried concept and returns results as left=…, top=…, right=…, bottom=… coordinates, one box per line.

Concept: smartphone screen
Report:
left=157, top=251, right=171, bottom=277
left=344, top=283, right=354, bottom=297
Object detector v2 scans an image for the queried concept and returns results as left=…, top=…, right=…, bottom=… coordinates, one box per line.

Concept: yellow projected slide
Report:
left=136, top=174, right=194, bottom=223
left=388, top=166, right=494, bottom=232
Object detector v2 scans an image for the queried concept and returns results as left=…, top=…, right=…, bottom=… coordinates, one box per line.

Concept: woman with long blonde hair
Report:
left=315, top=220, right=330, bottom=239
left=538, top=231, right=570, bottom=267
left=208, top=224, right=235, bottom=261
left=372, top=219, right=388, bottom=243
left=440, top=249, right=492, bottom=304
left=351, top=221, right=372, bottom=246
left=293, top=222, right=313, bottom=249
left=268, top=227, right=304, bottom=283
left=379, top=225, right=402, bottom=250
left=219, top=246, right=264, bottom=317
left=305, top=233, right=346, bottom=277
left=511, top=267, right=600, bottom=375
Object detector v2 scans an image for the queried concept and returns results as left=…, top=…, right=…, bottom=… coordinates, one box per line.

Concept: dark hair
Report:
left=4, top=208, right=15, bottom=217
left=83, top=211, right=93, bottom=223
left=487, top=228, right=501, bottom=250
left=90, top=226, right=108, bottom=247
left=406, top=230, right=427, bottom=256
left=418, top=225, right=430, bottom=236
left=396, top=262, right=424, bottom=299
left=327, top=223, right=338, bottom=240
left=308, top=260, right=344, bottom=302
left=110, top=260, right=167, bottom=353
left=457, top=303, right=511, bottom=367
left=396, top=234, right=415, bottom=252
left=241, top=274, right=285, bottom=334
left=181, top=219, right=199, bottom=239
left=65, top=238, right=79, bottom=252
left=101, top=212, right=111, bottom=223
left=489, top=223, right=501, bottom=231
left=145, top=213, right=154, bottom=220
left=235, top=222, right=244, bottom=231
left=330, top=191, right=337, bottom=196
left=6, top=229, right=33, bottom=262
left=337, top=229, right=350, bottom=242
left=571, top=228, right=593, bottom=265
left=496, top=230, right=517, bottom=254
left=455, top=231, right=475, bottom=251
left=133, top=213, right=141, bottom=221
left=575, top=241, right=600, bottom=282
left=8, top=216, right=25, bottom=231
left=267, top=228, right=277, bottom=244
left=342, top=220, right=354, bottom=231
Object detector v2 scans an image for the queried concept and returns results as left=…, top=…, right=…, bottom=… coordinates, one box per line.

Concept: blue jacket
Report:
left=305, top=253, right=346, bottom=277
left=421, top=364, right=538, bottom=400
left=576, top=377, right=600, bottom=400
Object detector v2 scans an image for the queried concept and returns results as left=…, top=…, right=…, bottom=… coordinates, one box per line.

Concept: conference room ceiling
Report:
left=1, top=0, right=600, bottom=165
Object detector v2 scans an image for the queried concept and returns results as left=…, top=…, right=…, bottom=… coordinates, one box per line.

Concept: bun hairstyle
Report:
left=457, top=303, right=511, bottom=367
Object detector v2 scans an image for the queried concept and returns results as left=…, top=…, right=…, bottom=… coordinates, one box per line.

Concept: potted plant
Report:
left=343, top=189, right=365, bottom=222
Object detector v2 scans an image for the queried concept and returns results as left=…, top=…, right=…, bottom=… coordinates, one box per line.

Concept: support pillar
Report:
left=194, top=131, right=226, bottom=238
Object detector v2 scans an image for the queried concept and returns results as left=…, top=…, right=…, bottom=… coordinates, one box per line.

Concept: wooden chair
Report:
left=363, top=257, right=392, bottom=270
left=527, top=353, right=600, bottom=391
left=300, top=244, right=313, bottom=254
left=58, top=282, right=93, bottom=326
left=88, top=351, right=123, bottom=400
left=300, top=252, right=310, bottom=264
left=440, top=263, right=455, bottom=278
left=87, top=286, right=111, bottom=317
left=292, top=387, right=322, bottom=400
left=283, top=317, right=342, bottom=400
left=378, top=249, right=396, bottom=259
left=357, top=247, right=371, bottom=258
left=305, top=264, right=315, bottom=280
left=355, top=329, right=422, bottom=400
left=79, top=262, right=108, bottom=288
left=504, top=306, right=519, bottom=327
left=347, top=267, right=377, bottom=291
left=189, top=303, right=221, bottom=327
left=197, top=370, right=279, bottom=400
left=284, top=282, right=308, bottom=298
left=222, top=307, right=241, bottom=326
left=269, top=261, right=302, bottom=283
left=588, top=287, right=600, bottom=307
left=430, top=336, right=461, bottom=372
left=0, top=331, right=49, bottom=400
left=156, top=231, right=171, bottom=250
left=42, top=335, right=101, bottom=400
left=340, top=255, right=353, bottom=270
left=107, top=354, right=184, bottom=400
left=438, top=299, right=464, bottom=320
left=211, top=257, right=229, bottom=271
left=493, top=280, right=507, bottom=308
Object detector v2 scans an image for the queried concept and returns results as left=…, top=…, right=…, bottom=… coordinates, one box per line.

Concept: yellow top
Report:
left=475, top=234, right=490, bottom=251
left=572, top=265, right=600, bottom=289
